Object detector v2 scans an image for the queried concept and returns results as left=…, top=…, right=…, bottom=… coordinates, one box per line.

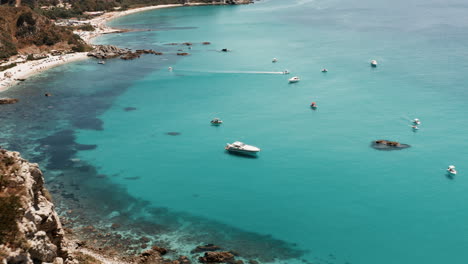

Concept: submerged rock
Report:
left=0, top=98, right=19, bottom=104
left=124, top=176, right=140, bottom=180
left=166, top=132, right=181, bottom=136
left=124, top=107, right=137, bottom=111
left=371, top=139, right=410, bottom=150
left=192, top=244, right=222, bottom=253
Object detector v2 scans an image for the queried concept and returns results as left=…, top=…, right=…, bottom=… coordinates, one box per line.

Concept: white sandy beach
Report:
left=0, top=3, right=207, bottom=93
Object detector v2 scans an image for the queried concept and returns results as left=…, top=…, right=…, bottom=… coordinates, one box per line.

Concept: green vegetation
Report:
left=76, top=24, right=95, bottom=31
left=0, top=62, right=17, bottom=72
left=72, top=42, right=92, bottom=52
left=36, top=7, right=82, bottom=20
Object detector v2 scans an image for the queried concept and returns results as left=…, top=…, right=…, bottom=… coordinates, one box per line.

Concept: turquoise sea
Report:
left=2, top=0, right=468, bottom=263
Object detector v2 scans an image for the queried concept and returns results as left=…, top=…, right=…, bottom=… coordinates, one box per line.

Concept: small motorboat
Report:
left=370, top=60, right=378, bottom=67
left=168, top=67, right=173, bottom=71
left=225, top=141, right=261, bottom=155
left=413, top=118, right=421, bottom=125
left=321, top=68, right=328, bottom=72
left=411, top=125, right=419, bottom=130
left=447, top=165, right=457, bottom=175
left=289, top=76, right=300, bottom=83
left=283, top=70, right=290, bottom=74
left=272, top=58, right=278, bottom=63
left=310, top=102, right=317, bottom=109
left=221, top=48, right=229, bottom=52
left=211, top=118, right=223, bottom=125
left=98, top=60, right=106, bottom=65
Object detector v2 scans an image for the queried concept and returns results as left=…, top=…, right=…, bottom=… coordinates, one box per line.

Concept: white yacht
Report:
left=225, top=141, right=261, bottom=155
left=447, top=165, right=457, bottom=175
left=370, top=60, right=378, bottom=67
left=289, top=76, right=300, bottom=83
left=211, top=118, right=223, bottom=125
left=272, top=58, right=278, bottom=63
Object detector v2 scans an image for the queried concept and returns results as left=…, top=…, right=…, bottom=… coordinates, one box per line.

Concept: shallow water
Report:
left=2, top=0, right=468, bottom=263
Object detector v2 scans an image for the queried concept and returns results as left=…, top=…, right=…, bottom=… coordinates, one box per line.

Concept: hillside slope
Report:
left=0, top=5, right=85, bottom=59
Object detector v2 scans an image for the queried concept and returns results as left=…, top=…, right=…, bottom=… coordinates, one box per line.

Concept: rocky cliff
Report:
left=0, top=149, right=69, bottom=264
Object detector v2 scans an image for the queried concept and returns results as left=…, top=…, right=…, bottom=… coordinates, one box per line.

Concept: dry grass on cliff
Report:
left=0, top=5, right=89, bottom=59
left=0, top=150, right=26, bottom=248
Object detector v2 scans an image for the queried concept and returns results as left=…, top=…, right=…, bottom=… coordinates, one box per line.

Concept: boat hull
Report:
left=226, top=148, right=259, bottom=156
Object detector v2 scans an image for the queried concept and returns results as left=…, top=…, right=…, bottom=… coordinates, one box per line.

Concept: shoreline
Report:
left=0, top=3, right=214, bottom=93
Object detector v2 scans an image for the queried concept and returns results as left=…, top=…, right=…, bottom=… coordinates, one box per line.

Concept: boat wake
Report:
left=175, top=70, right=287, bottom=75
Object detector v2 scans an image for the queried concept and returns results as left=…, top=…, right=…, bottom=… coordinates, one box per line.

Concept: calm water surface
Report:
left=2, top=0, right=468, bottom=263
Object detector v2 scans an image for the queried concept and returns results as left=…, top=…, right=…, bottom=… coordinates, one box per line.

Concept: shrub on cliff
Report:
left=76, top=24, right=95, bottom=31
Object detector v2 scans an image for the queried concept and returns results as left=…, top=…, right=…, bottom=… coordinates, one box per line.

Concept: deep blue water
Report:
left=2, top=0, right=468, bottom=263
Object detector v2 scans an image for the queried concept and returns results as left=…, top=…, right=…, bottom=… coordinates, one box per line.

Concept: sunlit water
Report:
left=2, top=0, right=468, bottom=263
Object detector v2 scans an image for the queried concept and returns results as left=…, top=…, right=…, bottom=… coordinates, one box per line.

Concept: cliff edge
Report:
left=0, top=149, right=70, bottom=264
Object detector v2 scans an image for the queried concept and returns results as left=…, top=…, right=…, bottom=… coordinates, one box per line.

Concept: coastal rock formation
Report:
left=371, top=140, right=410, bottom=150
left=87, top=45, right=129, bottom=59
left=198, top=251, right=235, bottom=263
left=0, top=149, right=68, bottom=263
left=136, top=49, right=162, bottom=55
left=151, top=246, right=167, bottom=255
left=0, top=98, right=19, bottom=104
left=177, top=52, right=190, bottom=56
left=120, top=52, right=141, bottom=60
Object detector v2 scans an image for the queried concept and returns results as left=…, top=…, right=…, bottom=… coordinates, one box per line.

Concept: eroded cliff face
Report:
left=0, top=149, right=69, bottom=264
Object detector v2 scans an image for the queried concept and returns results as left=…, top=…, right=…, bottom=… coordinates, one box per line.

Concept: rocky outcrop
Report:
left=88, top=46, right=166, bottom=60
left=0, top=98, right=19, bottom=104
left=135, top=49, right=162, bottom=55
left=371, top=140, right=410, bottom=150
left=87, top=45, right=129, bottom=59
left=198, top=251, right=235, bottom=263
left=120, top=52, right=141, bottom=60
left=0, top=149, right=68, bottom=263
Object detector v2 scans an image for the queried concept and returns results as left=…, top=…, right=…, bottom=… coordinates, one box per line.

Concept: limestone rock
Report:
left=0, top=150, right=68, bottom=263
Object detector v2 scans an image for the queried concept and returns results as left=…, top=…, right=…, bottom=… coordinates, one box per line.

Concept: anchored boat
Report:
left=225, top=141, right=261, bottom=155
left=211, top=118, right=223, bottom=125
left=289, top=76, right=300, bottom=83
left=447, top=165, right=457, bottom=175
